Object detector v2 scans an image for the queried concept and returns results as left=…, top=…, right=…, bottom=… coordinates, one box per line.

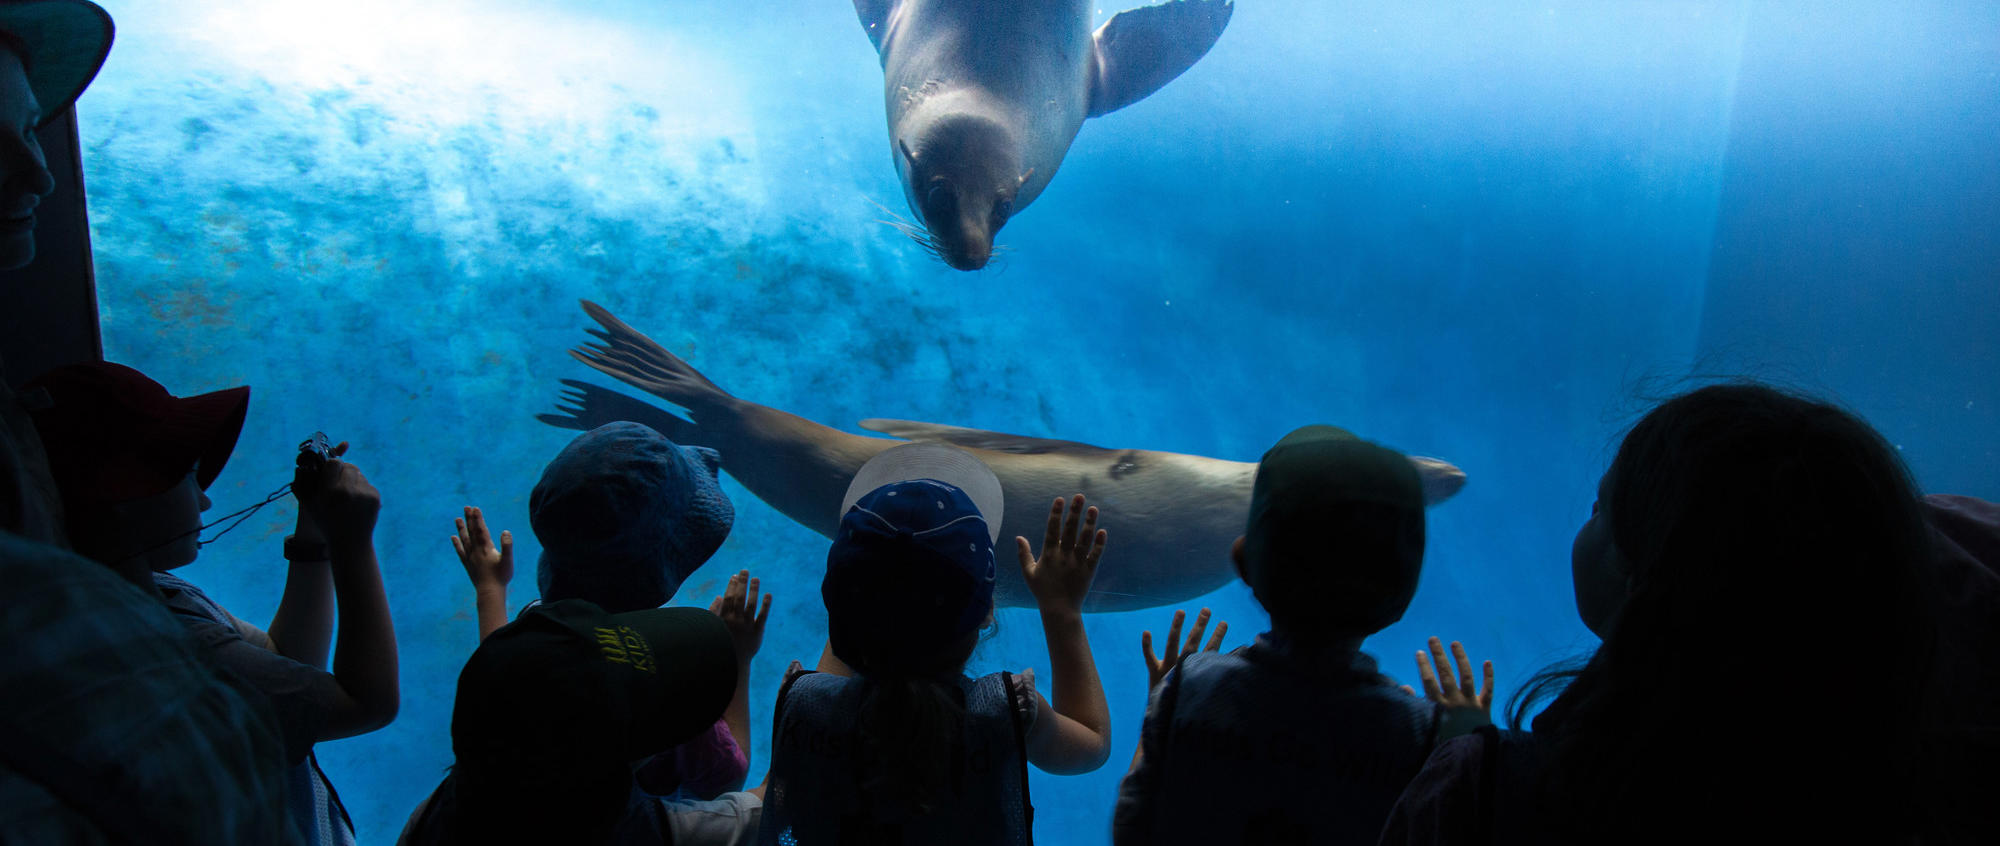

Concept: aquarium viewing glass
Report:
left=74, top=0, right=1998, bottom=842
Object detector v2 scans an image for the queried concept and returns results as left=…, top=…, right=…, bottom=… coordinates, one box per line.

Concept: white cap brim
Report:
left=841, top=442, right=1004, bottom=544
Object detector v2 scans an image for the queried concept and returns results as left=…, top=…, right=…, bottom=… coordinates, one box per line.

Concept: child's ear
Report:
left=1230, top=535, right=1247, bottom=581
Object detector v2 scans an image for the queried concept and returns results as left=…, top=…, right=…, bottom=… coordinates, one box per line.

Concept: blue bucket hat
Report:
left=823, top=443, right=1002, bottom=673
left=529, top=423, right=733, bottom=613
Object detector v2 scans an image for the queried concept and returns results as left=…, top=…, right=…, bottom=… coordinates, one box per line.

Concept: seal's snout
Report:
left=943, top=230, right=993, bottom=270
left=914, top=181, right=998, bottom=270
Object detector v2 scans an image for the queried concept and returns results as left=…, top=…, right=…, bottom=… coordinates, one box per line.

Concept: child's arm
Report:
left=266, top=509, right=335, bottom=667
left=1401, top=636, right=1494, bottom=742
left=451, top=506, right=514, bottom=642
left=1018, top=494, right=1113, bottom=775
left=1113, top=665, right=1181, bottom=846
left=708, top=569, right=773, bottom=784
left=297, top=450, right=400, bottom=739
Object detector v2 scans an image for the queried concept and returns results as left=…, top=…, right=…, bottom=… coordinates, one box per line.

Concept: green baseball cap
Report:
left=1242, top=425, right=1426, bottom=637
left=450, top=600, right=737, bottom=773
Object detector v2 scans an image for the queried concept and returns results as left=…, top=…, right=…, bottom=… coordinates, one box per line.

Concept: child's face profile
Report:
left=0, top=45, right=51, bottom=272
left=1570, top=473, right=1631, bottom=638
left=111, top=472, right=211, bottom=571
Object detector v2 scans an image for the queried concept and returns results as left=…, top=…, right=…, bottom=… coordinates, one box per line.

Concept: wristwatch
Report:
left=283, top=534, right=330, bottom=562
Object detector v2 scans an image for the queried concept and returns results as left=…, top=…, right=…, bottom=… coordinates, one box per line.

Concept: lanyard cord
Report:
left=197, top=482, right=297, bottom=546
left=117, top=482, right=295, bottom=564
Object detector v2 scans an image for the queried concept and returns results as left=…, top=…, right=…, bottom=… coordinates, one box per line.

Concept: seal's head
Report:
left=897, top=114, right=1028, bottom=271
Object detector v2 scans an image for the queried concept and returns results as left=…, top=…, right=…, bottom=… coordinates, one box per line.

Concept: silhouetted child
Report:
left=31, top=361, right=397, bottom=846
left=756, top=443, right=1114, bottom=845
left=1115, top=424, right=1488, bottom=845
left=1380, top=383, right=1946, bottom=844
left=398, top=600, right=755, bottom=845
left=0, top=0, right=116, bottom=547
left=448, top=421, right=762, bottom=799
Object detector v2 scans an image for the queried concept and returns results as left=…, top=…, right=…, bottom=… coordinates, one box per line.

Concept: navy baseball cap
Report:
left=529, top=423, right=733, bottom=612
left=823, top=444, right=1002, bottom=671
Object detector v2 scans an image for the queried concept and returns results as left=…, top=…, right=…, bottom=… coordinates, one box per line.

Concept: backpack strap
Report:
left=1000, top=671, right=1036, bottom=843
left=309, top=749, right=357, bottom=840
left=771, top=662, right=813, bottom=739
left=1475, top=725, right=1502, bottom=846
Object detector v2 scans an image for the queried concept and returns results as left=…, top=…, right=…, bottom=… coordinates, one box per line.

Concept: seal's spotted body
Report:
left=546, top=302, right=1469, bottom=612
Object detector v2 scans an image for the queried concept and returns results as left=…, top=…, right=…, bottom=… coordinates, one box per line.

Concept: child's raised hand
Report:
left=1016, top=494, right=1107, bottom=616
left=1407, top=636, right=1495, bottom=740
left=708, top=569, right=772, bottom=665
left=452, top=506, right=513, bottom=592
left=1142, top=607, right=1228, bottom=690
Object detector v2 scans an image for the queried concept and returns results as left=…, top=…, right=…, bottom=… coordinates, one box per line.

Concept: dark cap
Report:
left=450, top=600, right=737, bottom=774
left=823, top=444, right=1000, bottom=673
left=529, top=423, right=733, bottom=612
left=1243, top=425, right=1426, bottom=637
left=0, top=0, right=115, bottom=128
left=27, top=361, right=249, bottom=506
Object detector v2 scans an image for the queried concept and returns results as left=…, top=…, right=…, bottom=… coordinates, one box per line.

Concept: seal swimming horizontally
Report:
left=858, top=0, right=1234, bottom=270
left=538, top=301, right=1467, bottom=611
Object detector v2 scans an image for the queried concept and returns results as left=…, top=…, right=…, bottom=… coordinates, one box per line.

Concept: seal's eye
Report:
left=925, top=184, right=955, bottom=214
left=991, top=198, right=1012, bottom=224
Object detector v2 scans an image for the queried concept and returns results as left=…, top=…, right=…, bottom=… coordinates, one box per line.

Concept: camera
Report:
left=297, top=431, right=334, bottom=472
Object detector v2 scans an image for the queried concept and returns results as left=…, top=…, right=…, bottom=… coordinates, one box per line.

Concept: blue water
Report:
left=76, top=1, right=1997, bottom=842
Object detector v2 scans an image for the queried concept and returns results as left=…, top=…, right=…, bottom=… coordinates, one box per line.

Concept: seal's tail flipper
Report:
left=538, top=379, right=705, bottom=447
left=568, top=300, right=734, bottom=411
left=1087, top=0, right=1234, bottom=118
left=1407, top=455, right=1469, bottom=507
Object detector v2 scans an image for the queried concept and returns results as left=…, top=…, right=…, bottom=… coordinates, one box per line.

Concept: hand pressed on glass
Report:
left=451, top=506, right=513, bottom=593
left=1401, top=636, right=1494, bottom=740
left=1141, top=607, right=1228, bottom=691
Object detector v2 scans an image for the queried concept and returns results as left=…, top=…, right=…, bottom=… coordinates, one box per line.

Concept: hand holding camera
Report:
left=294, top=433, right=381, bottom=549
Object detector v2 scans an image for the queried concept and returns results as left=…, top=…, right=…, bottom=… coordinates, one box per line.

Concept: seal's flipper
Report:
left=539, top=379, right=708, bottom=448
left=853, top=0, right=899, bottom=55
left=571, top=300, right=734, bottom=411
left=859, top=419, right=1114, bottom=456
left=1087, top=0, right=1234, bottom=118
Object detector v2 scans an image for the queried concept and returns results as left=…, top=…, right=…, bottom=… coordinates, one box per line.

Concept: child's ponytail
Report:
left=849, top=627, right=982, bottom=817
left=857, top=674, right=966, bottom=814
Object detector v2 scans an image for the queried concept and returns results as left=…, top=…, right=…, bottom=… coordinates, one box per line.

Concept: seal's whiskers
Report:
left=865, top=196, right=954, bottom=267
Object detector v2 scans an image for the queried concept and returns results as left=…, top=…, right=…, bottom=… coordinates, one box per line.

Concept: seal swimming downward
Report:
left=538, top=302, right=1468, bottom=612
left=859, top=0, right=1235, bottom=270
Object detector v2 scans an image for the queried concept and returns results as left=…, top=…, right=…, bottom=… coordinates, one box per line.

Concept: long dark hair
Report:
left=1519, top=383, right=1940, bottom=840
left=840, top=626, right=984, bottom=819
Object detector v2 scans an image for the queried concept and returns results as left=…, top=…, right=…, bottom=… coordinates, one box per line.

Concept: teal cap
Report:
left=1242, top=425, right=1425, bottom=637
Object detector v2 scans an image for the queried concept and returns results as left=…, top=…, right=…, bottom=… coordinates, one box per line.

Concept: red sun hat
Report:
left=26, top=361, right=249, bottom=505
